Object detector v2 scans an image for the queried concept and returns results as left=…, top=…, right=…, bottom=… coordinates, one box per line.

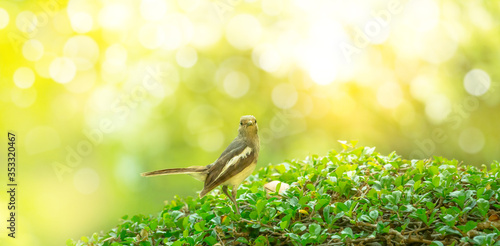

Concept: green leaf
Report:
left=341, top=227, right=354, bottom=239
left=182, top=217, right=189, bottom=229
left=429, top=166, right=439, bottom=176
left=292, top=222, right=307, bottom=233
left=369, top=210, right=379, bottom=221
left=335, top=202, right=349, bottom=213
left=306, top=183, right=316, bottom=191
left=236, top=237, right=249, bottom=244
left=256, top=199, right=266, bottom=216
left=477, top=198, right=490, bottom=217
left=204, top=236, right=218, bottom=245
left=287, top=233, right=300, bottom=242
left=376, top=221, right=390, bottom=234
left=440, top=214, right=457, bottom=227
left=416, top=160, right=424, bottom=173
left=81, top=236, right=89, bottom=243
left=289, top=197, right=299, bottom=207
left=414, top=180, right=422, bottom=190
left=66, top=239, right=75, bottom=246
left=150, top=220, right=158, bottom=230
left=309, top=223, right=321, bottom=236
left=457, top=221, right=478, bottom=233
left=432, top=176, right=440, bottom=187
left=194, top=222, right=204, bottom=232
left=171, top=241, right=184, bottom=246
left=315, top=199, right=329, bottom=211
left=430, top=242, right=444, bottom=246
left=255, top=235, right=267, bottom=245
left=280, top=214, right=292, bottom=229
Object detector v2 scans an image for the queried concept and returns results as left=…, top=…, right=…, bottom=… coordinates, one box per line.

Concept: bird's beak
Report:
left=246, top=121, right=254, bottom=126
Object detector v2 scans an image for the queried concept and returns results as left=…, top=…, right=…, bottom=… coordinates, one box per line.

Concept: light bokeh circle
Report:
left=13, top=67, right=35, bottom=89
left=0, top=8, right=9, bottom=29
left=272, top=83, right=298, bottom=109
left=22, top=39, right=44, bottom=61
left=458, top=127, right=485, bottom=154
left=225, top=14, right=262, bottom=50
left=464, top=69, right=491, bottom=96
left=223, top=71, right=250, bottom=98
left=73, top=168, right=100, bottom=195
left=49, top=57, right=77, bottom=84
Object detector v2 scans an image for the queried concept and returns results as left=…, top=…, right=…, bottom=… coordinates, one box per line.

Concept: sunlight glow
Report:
left=464, top=69, right=491, bottom=96
left=49, top=57, right=77, bottom=84
left=14, top=67, right=35, bottom=89
left=225, top=14, right=262, bottom=50
left=0, top=8, right=9, bottom=29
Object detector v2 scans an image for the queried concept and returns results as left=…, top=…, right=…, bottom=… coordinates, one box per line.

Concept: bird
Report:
left=141, top=115, right=260, bottom=214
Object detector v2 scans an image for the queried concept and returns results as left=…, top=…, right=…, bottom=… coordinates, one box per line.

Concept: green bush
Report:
left=70, top=142, right=500, bottom=245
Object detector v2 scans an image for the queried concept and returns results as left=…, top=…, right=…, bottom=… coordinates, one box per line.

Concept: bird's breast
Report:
left=223, top=162, right=256, bottom=187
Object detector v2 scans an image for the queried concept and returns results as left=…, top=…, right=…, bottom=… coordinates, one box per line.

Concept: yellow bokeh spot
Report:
left=49, top=57, right=77, bottom=84
left=272, top=83, right=298, bottom=109
left=98, top=3, right=132, bottom=30
left=424, top=94, right=451, bottom=124
left=176, top=46, right=198, bottom=68
left=74, top=168, right=100, bottom=195
left=13, top=67, right=35, bottom=89
left=139, top=23, right=166, bottom=49
left=377, top=82, right=403, bottom=109
left=22, top=39, right=44, bottom=61
left=458, top=127, right=485, bottom=154
left=0, top=8, right=9, bottom=29
left=11, top=87, right=37, bottom=108
left=69, top=12, right=93, bottom=33
left=223, top=71, right=250, bottom=98
left=16, top=11, right=37, bottom=33
left=140, top=0, right=168, bottom=21
left=63, top=35, right=100, bottom=71
left=225, top=14, right=262, bottom=50
left=464, top=69, right=490, bottom=96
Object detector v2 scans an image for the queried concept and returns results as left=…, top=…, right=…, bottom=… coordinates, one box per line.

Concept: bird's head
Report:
left=238, top=115, right=258, bottom=136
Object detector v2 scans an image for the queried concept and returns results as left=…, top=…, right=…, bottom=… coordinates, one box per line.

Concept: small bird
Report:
left=141, top=115, right=260, bottom=213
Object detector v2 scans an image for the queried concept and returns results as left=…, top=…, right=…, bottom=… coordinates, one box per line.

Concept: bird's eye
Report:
left=240, top=121, right=243, bottom=125
left=254, top=120, right=257, bottom=123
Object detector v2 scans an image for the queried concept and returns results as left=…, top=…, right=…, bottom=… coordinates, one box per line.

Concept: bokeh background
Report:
left=0, top=0, right=499, bottom=244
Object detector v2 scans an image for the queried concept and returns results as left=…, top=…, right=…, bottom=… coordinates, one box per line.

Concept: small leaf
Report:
left=432, top=176, right=440, bottom=187
left=457, top=221, right=477, bottom=233
left=315, top=199, right=329, bottom=211
left=306, top=183, right=316, bottom=191
left=341, top=227, right=354, bottom=239
left=292, top=223, right=307, bottom=233
left=194, top=222, right=203, bottom=232
left=256, top=199, right=266, bottom=216
left=204, top=236, right=218, bottom=245
left=335, top=202, right=349, bottom=213
left=236, top=237, right=249, bottom=244
left=413, top=180, right=422, bottom=190
left=369, top=210, right=379, bottom=221
left=80, top=236, right=89, bottom=243
left=477, top=198, right=490, bottom=217
left=309, top=223, right=321, bottom=236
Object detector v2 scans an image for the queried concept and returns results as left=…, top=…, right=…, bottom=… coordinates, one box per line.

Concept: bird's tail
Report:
left=141, top=166, right=207, bottom=179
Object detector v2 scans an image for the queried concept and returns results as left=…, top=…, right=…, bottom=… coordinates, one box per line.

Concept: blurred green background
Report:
left=0, top=0, right=499, bottom=245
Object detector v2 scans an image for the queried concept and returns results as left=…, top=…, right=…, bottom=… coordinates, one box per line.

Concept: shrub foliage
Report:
left=71, top=142, right=500, bottom=245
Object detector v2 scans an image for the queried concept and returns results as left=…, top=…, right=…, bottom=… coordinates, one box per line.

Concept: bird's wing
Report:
left=202, top=139, right=255, bottom=195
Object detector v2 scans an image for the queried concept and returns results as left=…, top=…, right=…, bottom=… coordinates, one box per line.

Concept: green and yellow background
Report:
left=0, top=0, right=499, bottom=245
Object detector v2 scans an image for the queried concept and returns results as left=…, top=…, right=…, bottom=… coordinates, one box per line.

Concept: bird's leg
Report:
left=231, top=185, right=240, bottom=214
left=222, top=185, right=239, bottom=214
